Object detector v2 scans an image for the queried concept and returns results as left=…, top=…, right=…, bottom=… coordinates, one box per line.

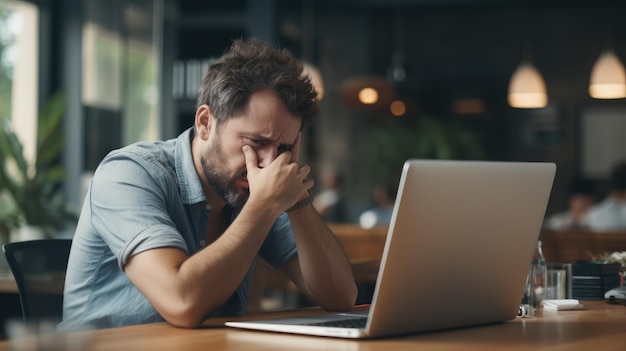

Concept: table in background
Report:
left=1, top=301, right=624, bottom=351
left=0, top=270, right=22, bottom=340
left=0, top=270, right=17, bottom=294
left=329, top=225, right=626, bottom=267
left=541, top=229, right=626, bottom=263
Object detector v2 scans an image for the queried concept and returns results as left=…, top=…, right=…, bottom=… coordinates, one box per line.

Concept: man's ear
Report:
left=195, top=104, right=213, bottom=140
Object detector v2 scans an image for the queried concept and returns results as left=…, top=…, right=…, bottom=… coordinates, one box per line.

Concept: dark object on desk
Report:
left=604, top=285, right=626, bottom=305
left=2, top=239, right=72, bottom=322
left=571, top=261, right=621, bottom=300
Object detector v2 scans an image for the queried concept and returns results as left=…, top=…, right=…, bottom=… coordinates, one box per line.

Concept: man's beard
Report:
left=201, top=137, right=249, bottom=208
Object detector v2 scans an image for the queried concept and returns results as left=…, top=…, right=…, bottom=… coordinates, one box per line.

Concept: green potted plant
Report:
left=0, top=89, right=77, bottom=242
left=356, top=113, right=485, bottom=186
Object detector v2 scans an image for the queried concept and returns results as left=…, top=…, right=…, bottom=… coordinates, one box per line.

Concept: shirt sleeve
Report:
left=89, top=149, right=188, bottom=269
left=258, top=213, right=298, bottom=270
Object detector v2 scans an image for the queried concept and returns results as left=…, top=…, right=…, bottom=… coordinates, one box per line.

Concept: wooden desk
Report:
left=0, top=273, right=21, bottom=340
left=329, top=223, right=388, bottom=284
left=330, top=225, right=626, bottom=267
left=0, top=271, right=65, bottom=294
left=1, top=301, right=624, bottom=351
left=541, top=229, right=626, bottom=263
left=331, top=226, right=626, bottom=267
left=0, top=274, right=17, bottom=294
left=328, top=223, right=388, bottom=267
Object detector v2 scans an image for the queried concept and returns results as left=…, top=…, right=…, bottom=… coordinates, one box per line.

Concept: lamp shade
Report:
left=508, top=62, right=548, bottom=108
left=340, top=76, right=395, bottom=109
left=589, top=50, right=626, bottom=99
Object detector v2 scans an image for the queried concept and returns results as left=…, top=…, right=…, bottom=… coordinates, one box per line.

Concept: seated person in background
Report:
left=359, top=183, right=397, bottom=229
left=587, top=162, right=626, bottom=231
left=544, top=178, right=596, bottom=230
left=59, top=38, right=357, bottom=331
left=312, top=170, right=349, bottom=223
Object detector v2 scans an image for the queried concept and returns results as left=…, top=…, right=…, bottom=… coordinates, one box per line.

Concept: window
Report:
left=0, top=0, right=38, bottom=166
left=81, top=0, right=161, bottom=170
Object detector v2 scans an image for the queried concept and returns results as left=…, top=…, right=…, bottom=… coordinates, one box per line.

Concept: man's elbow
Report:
left=322, top=284, right=358, bottom=312
left=160, top=301, right=206, bottom=329
left=166, top=315, right=204, bottom=329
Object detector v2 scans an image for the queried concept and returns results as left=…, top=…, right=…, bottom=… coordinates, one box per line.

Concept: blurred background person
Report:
left=544, top=178, right=596, bottom=230
left=359, top=182, right=397, bottom=229
left=313, top=169, right=348, bottom=223
left=587, top=162, right=626, bottom=231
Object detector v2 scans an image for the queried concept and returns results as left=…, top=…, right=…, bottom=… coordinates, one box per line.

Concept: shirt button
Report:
left=199, top=240, right=206, bottom=247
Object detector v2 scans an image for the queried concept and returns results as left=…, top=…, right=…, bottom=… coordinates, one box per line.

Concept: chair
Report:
left=2, top=239, right=72, bottom=322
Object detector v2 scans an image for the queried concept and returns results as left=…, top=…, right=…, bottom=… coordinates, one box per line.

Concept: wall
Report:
left=308, top=2, right=626, bottom=217
left=52, top=1, right=626, bottom=219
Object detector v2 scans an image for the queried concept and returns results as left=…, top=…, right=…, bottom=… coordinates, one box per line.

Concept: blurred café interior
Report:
left=1, top=0, right=626, bottom=334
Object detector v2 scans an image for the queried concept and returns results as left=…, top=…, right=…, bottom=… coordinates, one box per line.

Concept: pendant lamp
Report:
left=508, top=62, right=548, bottom=109
left=589, top=50, right=626, bottom=99
left=340, top=76, right=395, bottom=109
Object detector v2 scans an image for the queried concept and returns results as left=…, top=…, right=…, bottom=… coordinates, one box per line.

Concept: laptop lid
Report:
left=226, top=160, right=556, bottom=338
left=365, top=159, right=555, bottom=337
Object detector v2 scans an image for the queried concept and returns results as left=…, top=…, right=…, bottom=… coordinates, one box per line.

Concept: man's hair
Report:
left=611, top=162, right=626, bottom=192
left=196, top=38, right=319, bottom=130
left=568, top=178, right=595, bottom=197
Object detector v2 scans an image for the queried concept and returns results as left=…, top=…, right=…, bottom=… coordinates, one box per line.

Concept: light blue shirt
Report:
left=59, top=128, right=297, bottom=331
left=587, top=197, right=626, bottom=231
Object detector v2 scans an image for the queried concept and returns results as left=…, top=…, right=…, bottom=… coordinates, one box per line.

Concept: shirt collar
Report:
left=175, top=128, right=206, bottom=205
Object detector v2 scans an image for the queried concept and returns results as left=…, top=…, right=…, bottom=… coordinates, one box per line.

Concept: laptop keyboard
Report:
left=306, top=317, right=367, bottom=328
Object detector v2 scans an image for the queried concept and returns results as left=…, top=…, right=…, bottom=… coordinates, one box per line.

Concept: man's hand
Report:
left=243, top=144, right=313, bottom=213
left=289, top=132, right=302, bottom=164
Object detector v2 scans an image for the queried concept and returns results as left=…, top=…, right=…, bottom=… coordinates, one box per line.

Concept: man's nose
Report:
left=257, top=146, right=278, bottom=168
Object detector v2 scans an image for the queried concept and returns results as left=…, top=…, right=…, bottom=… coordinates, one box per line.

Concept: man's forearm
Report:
left=287, top=205, right=358, bottom=311
left=126, top=199, right=280, bottom=328
left=178, top=198, right=284, bottom=318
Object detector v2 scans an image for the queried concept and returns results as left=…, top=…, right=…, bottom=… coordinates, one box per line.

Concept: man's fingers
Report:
left=299, top=164, right=311, bottom=179
left=303, top=177, right=315, bottom=192
left=290, top=133, right=301, bottom=163
left=242, top=145, right=258, bottom=172
left=277, top=150, right=293, bottom=164
left=300, top=165, right=314, bottom=190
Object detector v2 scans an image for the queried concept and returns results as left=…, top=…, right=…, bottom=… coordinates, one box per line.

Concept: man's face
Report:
left=200, top=90, right=301, bottom=207
left=569, top=194, right=594, bottom=220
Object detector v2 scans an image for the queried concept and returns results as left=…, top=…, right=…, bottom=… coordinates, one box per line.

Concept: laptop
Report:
left=226, top=159, right=556, bottom=338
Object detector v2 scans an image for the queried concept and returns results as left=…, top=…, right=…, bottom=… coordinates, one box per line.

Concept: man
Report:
left=587, top=162, right=626, bottom=231
left=544, top=178, right=595, bottom=230
left=59, top=38, right=357, bottom=331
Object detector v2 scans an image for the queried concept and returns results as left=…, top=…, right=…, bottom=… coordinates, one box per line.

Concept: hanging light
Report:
left=340, top=76, right=395, bottom=109
left=359, top=88, right=379, bottom=104
left=589, top=50, right=626, bottom=99
left=508, top=62, right=548, bottom=109
left=390, top=100, right=407, bottom=116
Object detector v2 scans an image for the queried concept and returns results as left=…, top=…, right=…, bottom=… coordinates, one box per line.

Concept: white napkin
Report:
left=541, top=299, right=584, bottom=311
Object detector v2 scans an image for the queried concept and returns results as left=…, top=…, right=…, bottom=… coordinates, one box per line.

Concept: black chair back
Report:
left=2, top=239, right=72, bottom=322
